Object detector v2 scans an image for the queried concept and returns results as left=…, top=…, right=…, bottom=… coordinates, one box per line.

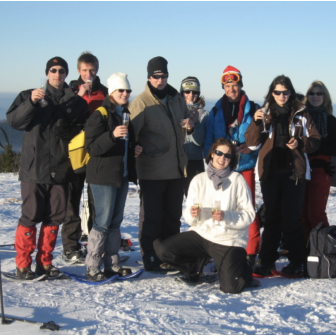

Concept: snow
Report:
left=0, top=173, right=336, bottom=335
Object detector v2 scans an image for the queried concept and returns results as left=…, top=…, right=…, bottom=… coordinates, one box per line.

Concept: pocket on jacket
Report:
left=21, top=145, right=35, bottom=171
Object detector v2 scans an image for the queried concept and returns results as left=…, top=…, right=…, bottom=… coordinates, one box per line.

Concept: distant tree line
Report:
left=0, top=127, right=20, bottom=173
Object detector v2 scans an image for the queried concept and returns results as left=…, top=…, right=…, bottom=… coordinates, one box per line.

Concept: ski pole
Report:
left=0, top=255, right=11, bottom=325
left=0, top=254, right=60, bottom=330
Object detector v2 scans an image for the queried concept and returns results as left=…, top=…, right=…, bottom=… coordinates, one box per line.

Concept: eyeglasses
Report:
left=49, top=68, right=66, bottom=74
left=221, top=73, right=241, bottom=85
left=273, top=90, right=291, bottom=96
left=308, top=92, right=324, bottom=96
left=151, top=74, right=168, bottom=79
left=184, top=91, right=199, bottom=95
left=214, top=150, right=232, bottom=159
left=118, top=89, right=132, bottom=94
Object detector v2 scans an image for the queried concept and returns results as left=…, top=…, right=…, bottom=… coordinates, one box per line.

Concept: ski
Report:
left=175, top=273, right=219, bottom=285
left=1, top=272, right=48, bottom=282
left=62, top=269, right=144, bottom=285
left=62, top=272, right=118, bottom=285
left=252, top=272, right=279, bottom=278
left=271, top=269, right=304, bottom=279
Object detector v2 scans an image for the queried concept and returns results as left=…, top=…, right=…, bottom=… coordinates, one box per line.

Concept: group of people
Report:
left=6, top=52, right=336, bottom=294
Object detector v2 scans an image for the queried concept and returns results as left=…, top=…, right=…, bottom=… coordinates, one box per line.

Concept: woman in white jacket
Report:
left=154, top=138, right=257, bottom=294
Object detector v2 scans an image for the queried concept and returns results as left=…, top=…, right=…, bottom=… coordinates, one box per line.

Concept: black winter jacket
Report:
left=85, top=97, right=137, bottom=187
left=6, top=84, right=90, bottom=184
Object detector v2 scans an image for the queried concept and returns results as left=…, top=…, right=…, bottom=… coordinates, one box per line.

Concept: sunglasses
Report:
left=184, top=91, right=199, bottom=95
left=214, top=150, right=232, bottom=159
left=221, top=73, right=241, bottom=85
left=118, top=89, right=132, bottom=94
left=308, top=92, right=324, bottom=96
left=49, top=68, right=66, bottom=74
left=151, top=74, right=168, bottom=79
left=273, top=90, right=291, bottom=96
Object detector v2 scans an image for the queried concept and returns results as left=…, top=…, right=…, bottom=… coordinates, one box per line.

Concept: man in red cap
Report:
left=7, top=56, right=89, bottom=279
left=204, top=65, right=260, bottom=266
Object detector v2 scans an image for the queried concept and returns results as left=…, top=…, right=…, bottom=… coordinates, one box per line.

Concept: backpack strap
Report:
left=96, top=106, right=108, bottom=117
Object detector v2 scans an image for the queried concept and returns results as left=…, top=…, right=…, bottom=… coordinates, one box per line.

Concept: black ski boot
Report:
left=35, top=264, right=61, bottom=277
left=86, top=268, right=107, bottom=281
left=281, top=261, right=303, bottom=276
left=16, top=267, right=35, bottom=280
left=253, top=261, right=275, bottom=277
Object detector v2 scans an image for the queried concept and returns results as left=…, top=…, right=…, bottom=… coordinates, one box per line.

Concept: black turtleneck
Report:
left=148, top=81, right=168, bottom=100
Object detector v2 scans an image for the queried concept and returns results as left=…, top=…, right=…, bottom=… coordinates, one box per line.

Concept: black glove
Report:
left=323, top=161, right=335, bottom=177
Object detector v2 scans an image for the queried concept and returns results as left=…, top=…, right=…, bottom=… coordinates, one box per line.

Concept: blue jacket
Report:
left=204, top=95, right=259, bottom=172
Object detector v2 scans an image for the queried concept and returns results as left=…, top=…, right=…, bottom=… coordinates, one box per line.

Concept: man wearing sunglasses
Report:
left=130, top=56, right=194, bottom=272
left=61, top=52, right=108, bottom=264
left=6, top=56, right=89, bottom=280
left=204, top=65, right=260, bottom=267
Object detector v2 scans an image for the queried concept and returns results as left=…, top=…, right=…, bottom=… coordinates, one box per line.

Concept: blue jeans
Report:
left=89, top=177, right=129, bottom=234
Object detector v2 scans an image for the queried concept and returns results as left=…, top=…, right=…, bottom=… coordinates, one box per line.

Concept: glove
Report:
left=323, top=161, right=335, bottom=177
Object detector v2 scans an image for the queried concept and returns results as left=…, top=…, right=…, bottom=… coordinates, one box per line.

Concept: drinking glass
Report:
left=40, top=78, right=48, bottom=107
left=261, top=107, right=268, bottom=133
left=86, top=76, right=93, bottom=99
left=212, top=200, right=221, bottom=224
left=193, top=198, right=201, bottom=223
left=122, top=113, right=130, bottom=140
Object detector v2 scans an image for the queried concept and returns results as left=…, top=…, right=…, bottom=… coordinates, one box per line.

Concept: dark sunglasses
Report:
left=214, top=150, right=232, bottom=159
left=118, top=89, right=132, bottom=94
left=184, top=91, right=199, bottom=95
left=308, top=92, right=324, bottom=96
left=273, top=90, right=291, bottom=96
left=151, top=74, right=168, bottom=79
left=49, top=68, right=66, bottom=74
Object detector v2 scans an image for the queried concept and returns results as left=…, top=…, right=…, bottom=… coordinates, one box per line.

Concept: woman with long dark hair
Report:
left=301, top=81, right=336, bottom=242
left=154, top=138, right=258, bottom=294
left=245, top=75, right=321, bottom=277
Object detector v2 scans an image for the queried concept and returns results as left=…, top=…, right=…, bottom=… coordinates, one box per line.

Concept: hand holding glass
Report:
left=86, top=76, right=93, bottom=99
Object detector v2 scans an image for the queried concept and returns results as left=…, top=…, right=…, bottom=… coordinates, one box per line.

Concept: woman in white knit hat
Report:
left=84, top=73, right=142, bottom=281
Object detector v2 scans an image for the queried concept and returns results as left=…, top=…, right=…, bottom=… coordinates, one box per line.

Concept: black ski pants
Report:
left=259, top=172, right=306, bottom=264
left=139, top=178, right=184, bottom=270
left=154, top=231, right=252, bottom=294
left=61, top=173, right=85, bottom=253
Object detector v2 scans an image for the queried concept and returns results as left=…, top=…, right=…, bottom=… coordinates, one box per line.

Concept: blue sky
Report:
left=1, top=1, right=335, bottom=106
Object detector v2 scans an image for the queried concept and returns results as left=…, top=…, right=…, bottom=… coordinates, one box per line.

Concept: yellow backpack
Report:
left=68, top=106, right=108, bottom=174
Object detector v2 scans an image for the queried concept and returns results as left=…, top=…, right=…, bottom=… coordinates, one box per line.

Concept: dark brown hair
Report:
left=205, top=138, right=237, bottom=171
left=77, top=51, right=99, bottom=71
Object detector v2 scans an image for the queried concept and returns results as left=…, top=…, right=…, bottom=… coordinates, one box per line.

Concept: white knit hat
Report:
left=107, top=72, right=131, bottom=95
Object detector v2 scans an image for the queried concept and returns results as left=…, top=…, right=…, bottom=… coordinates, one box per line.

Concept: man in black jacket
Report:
left=61, top=52, right=107, bottom=263
left=7, top=56, right=90, bottom=280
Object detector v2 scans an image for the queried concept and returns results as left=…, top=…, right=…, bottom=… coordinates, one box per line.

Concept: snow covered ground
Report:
left=0, top=173, right=336, bottom=335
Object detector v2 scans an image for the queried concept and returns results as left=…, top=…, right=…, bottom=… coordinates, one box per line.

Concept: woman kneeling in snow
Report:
left=154, top=138, right=258, bottom=294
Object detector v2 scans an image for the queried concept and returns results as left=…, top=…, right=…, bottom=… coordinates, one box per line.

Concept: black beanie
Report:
left=147, top=56, right=168, bottom=78
left=45, top=56, right=69, bottom=75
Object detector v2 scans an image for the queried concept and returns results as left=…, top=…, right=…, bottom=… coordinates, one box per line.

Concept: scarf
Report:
left=148, top=81, right=168, bottom=100
left=308, top=105, right=328, bottom=138
left=207, top=160, right=231, bottom=190
left=222, top=90, right=247, bottom=132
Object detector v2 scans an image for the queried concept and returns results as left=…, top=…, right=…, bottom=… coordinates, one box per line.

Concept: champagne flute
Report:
left=193, top=198, right=201, bottom=223
left=212, top=200, right=221, bottom=224
left=122, top=113, right=130, bottom=140
left=86, top=76, right=93, bottom=99
left=261, top=107, right=268, bottom=133
left=40, top=78, right=48, bottom=107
